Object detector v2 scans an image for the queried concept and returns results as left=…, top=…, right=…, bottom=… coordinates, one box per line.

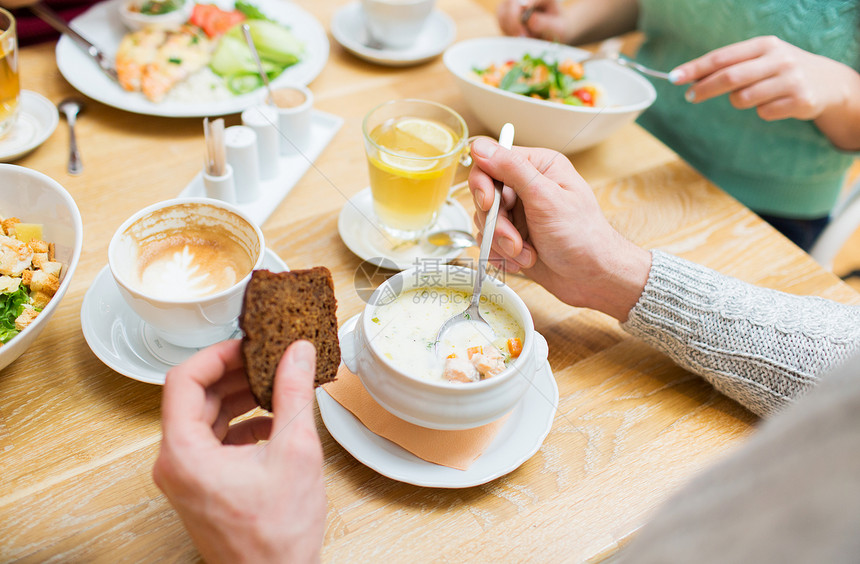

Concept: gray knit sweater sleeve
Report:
left=621, top=250, right=860, bottom=417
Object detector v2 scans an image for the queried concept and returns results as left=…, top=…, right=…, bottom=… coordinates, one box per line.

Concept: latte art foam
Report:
left=139, top=242, right=240, bottom=299
left=112, top=203, right=261, bottom=302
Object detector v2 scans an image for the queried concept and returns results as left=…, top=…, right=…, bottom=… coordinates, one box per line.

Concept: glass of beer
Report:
left=0, top=8, right=19, bottom=139
left=362, top=99, right=468, bottom=240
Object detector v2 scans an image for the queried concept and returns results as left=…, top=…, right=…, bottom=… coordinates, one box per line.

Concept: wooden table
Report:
left=2, top=1, right=858, bottom=561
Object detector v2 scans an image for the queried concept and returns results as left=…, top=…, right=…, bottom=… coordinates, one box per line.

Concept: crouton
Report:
left=28, top=270, right=60, bottom=295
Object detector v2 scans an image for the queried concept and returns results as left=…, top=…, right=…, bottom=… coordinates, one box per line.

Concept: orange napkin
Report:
left=322, top=366, right=509, bottom=471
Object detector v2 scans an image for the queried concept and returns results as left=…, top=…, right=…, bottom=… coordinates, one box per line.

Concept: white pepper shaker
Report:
left=224, top=125, right=261, bottom=203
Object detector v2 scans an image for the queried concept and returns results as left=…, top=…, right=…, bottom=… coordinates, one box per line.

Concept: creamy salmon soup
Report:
left=369, top=287, right=524, bottom=384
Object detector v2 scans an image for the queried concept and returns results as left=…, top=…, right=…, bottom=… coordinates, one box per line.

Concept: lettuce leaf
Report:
left=225, top=20, right=303, bottom=67
left=0, top=285, right=29, bottom=343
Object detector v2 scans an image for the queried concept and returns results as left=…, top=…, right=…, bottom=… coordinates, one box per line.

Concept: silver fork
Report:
left=580, top=37, right=671, bottom=81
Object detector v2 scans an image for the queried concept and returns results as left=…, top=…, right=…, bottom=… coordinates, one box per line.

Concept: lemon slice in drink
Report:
left=374, top=118, right=457, bottom=179
left=379, top=149, right=445, bottom=178
left=394, top=118, right=456, bottom=154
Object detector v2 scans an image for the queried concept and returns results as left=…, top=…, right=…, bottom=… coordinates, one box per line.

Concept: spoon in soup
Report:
left=434, top=123, right=515, bottom=356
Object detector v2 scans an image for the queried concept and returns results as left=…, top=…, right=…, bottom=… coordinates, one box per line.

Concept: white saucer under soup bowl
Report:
left=0, top=165, right=83, bottom=372
left=443, top=36, right=656, bottom=153
left=340, top=265, right=547, bottom=430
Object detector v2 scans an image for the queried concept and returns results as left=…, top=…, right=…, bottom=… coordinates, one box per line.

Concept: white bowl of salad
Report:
left=0, top=165, right=82, bottom=372
left=443, top=36, right=656, bottom=153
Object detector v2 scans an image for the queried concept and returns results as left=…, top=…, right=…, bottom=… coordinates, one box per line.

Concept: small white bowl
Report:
left=443, top=36, right=657, bottom=153
left=0, top=165, right=83, bottom=372
left=340, top=265, right=548, bottom=430
left=118, top=0, right=193, bottom=31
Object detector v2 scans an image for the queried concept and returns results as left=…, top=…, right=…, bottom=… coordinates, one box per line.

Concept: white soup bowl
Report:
left=341, top=265, right=548, bottom=430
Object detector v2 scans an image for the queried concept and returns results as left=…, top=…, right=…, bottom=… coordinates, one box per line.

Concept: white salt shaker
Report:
left=224, top=125, right=261, bottom=203
left=241, top=105, right=280, bottom=180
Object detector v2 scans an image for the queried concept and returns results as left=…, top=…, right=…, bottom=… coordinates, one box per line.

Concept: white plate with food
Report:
left=55, top=0, right=329, bottom=117
left=330, top=2, right=456, bottom=67
left=81, top=248, right=287, bottom=384
left=338, top=187, right=472, bottom=271
left=0, top=91, right=60, bottom=162
left=317, top=314, right=558, bottom=488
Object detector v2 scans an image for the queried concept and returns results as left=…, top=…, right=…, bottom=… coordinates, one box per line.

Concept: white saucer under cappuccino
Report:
left=109, top=199, right=264, bottom=349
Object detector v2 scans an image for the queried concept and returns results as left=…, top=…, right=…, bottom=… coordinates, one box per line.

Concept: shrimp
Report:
left=116, top=28, right=166, bottom=93
left=140, top=26, right=212, bottom=103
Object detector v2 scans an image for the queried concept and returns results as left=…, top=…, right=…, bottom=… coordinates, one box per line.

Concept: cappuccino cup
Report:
left=108, top=198, right=264, bottom=348
left=361, top=0, right=435, bottom=50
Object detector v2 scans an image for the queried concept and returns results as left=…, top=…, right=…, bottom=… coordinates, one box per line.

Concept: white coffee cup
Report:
left=108, top=198, right=265, bottom=348
left=361, top=0, right=435, bottom=50
left=269, top=85, right=313, bottom=156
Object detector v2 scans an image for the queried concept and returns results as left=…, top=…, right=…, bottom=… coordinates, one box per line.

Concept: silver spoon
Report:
left=435, top=123, right=515, bottom=355
left=389, top=228, right=476, bottom=253
left=58, top=98, right=84, bottom=175
left=426, top=229, right=477, bottom=251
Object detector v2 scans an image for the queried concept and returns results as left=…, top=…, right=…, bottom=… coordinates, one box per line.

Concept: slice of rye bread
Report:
left=239, top=267, right=340, bottom=411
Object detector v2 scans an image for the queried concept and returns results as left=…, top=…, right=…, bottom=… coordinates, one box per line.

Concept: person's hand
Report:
left=497, top=0, right=575, bottom=43
left=153, top=339, right=325, bottom=564
left=468, top=138, right=651, bottom=321
left=670, top=35, right=859, bottom=124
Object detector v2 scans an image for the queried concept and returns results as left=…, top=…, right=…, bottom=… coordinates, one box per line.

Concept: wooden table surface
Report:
left=3, top=0, right=859, bottom=561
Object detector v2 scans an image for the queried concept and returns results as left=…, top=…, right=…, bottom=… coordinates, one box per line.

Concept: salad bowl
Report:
left=0, top=165, right=83, bottom=372
left=443, top=36, right=656, bottom=153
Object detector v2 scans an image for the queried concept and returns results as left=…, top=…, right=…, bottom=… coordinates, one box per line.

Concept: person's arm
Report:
left=497, top=0, right=639, bottom=46
left=623, top=251, right=860, bottom=416
left=669, top=36, right=860, bottom=151
left=153, top=339, right=325, bottom=563
left=468, top=139, right=860, bottom=417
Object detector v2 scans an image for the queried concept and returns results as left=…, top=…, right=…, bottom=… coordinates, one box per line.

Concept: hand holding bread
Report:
left=153, top=338, right=327, bottom=562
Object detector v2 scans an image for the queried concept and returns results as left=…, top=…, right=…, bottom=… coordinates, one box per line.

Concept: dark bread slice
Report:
left=239, top=267, right=340, bottom=411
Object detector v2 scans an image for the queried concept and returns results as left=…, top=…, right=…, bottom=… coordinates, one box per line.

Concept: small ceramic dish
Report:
left=340, top=265, right=548, bottom=430
left=118, top=0, right=193, bottom=31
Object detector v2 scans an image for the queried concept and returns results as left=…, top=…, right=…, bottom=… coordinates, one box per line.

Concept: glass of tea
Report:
left=362, top=99, right=468, bottom=240
left=0, top=8, right=18, bottom=139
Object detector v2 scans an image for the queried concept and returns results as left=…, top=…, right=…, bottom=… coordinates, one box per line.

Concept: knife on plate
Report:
left=29, top=1, right=119, bottom=82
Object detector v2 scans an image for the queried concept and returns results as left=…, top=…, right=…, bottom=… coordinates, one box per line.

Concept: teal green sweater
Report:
left=636, top=0, right=860, bottom=218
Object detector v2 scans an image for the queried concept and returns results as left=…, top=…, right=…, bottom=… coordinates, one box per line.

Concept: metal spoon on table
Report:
left=58, top=98, right=84, bottom=175
left=434, top=123, right=515, bottom=355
